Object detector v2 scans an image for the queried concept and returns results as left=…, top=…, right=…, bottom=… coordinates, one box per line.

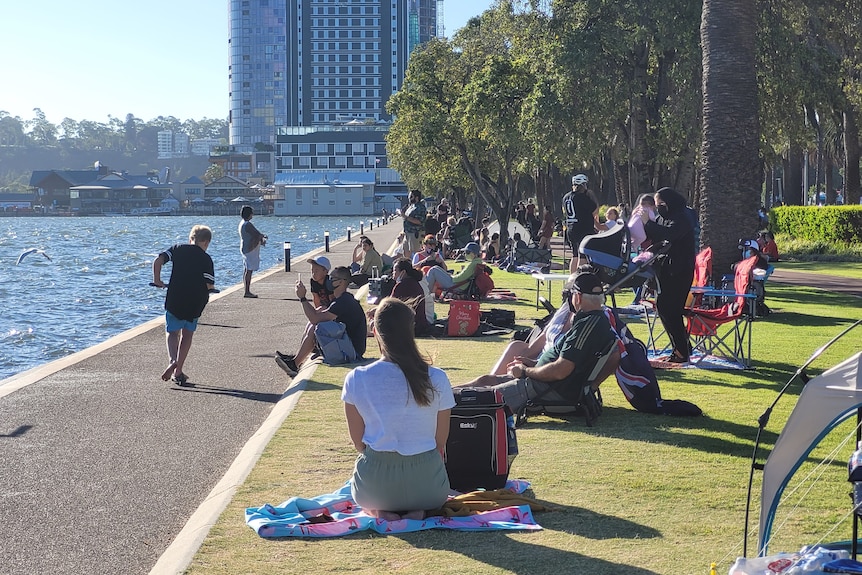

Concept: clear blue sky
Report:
left=0, top=0, right=494, bottom=126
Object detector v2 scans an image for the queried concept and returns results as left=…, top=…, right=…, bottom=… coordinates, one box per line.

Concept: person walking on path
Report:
left=563, top=174, right=599, bottom=273
left=538, top=205, right=555, bottom=250
left=343, top=297, right=455, bottom=521
left=238, top=205, right=267, bottom=298
left=401, top=190, right=427, bottom=261
left=152, top=224, right=216, bottom=385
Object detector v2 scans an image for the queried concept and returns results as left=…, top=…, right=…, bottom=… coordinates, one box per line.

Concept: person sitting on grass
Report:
left=367, top=258, right=431, bottom=336
left=152, top=225, right=215, bottom=386
left=343, top=297, right=455, bottom=521
left=423, top=241, right=483, bottom=297
left=349, top=236, right=384, bottom=287
left=457, top=270, right=619, bottom=415
left=412, top=235, right=447, bottom=270
left=275, top=266, right=367, bottom=376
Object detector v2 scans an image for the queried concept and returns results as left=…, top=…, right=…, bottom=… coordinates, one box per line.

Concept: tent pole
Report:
left=854, top=408, right=862, bottom=559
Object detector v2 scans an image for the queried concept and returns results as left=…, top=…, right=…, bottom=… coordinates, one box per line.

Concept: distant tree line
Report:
left=0, top=110, right=228, bottom=193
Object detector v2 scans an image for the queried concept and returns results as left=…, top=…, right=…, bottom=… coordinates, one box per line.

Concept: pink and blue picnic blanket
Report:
left=246, top=480, right=542, bottom=538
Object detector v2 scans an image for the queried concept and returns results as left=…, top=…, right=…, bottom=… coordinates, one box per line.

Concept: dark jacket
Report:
left=644, top=188, right=696, bottom=276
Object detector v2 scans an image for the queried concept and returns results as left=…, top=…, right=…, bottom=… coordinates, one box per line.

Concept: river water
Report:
left=0, top=215, right=363, bottom=381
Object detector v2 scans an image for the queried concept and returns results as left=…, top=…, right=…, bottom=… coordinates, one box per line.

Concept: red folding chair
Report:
left=685, top=256, right=758, bottom=368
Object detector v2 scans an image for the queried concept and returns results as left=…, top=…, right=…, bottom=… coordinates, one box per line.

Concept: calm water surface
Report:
left=0, top=215, right=362, bottom=381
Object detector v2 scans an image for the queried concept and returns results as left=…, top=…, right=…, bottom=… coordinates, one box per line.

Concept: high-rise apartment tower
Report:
left=229, top=0, right=442, bottom=148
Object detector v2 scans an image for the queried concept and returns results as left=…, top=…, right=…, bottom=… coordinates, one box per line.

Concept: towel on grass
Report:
left=246, top=480, right=543, bottom=538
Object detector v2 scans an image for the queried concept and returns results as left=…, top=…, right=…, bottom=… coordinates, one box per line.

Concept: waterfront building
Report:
left=29, top=167, right=107, bottom=210
left=68, top=172, right=174, bottom=215
left=227, top=0, right=441, bottom=215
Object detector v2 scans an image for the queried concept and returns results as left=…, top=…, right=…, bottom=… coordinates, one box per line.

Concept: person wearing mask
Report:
left=641, top=187, right=696, bottom=363
left=368, top=258, right=431, bottom=336
left=343, top=297, right=454, bottom=521
left=563, top=174, right=599, bottom=272
left=412, top=235, right=447, bottom=270
left=275, top=266, right=367, bottom=376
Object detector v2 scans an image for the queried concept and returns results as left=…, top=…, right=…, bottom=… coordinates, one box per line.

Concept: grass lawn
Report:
left=776, top=261, right=862, bottom=280
left=186, top=266, right=861, bottom=575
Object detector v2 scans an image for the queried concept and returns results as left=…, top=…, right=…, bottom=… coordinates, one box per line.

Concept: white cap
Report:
left=307, top=256, right=332, bottom=271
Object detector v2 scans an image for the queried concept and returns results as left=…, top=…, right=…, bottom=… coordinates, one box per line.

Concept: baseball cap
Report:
left=464, top=242, right=481, bottom=256
left=739, top=239, right=758, bottom=250
left=571, top=271, right=604, bottom=294
left=307, top=255, right=332, bottom=271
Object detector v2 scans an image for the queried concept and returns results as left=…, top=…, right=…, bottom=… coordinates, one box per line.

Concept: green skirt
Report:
left=351, top=447, right=450, bottom=513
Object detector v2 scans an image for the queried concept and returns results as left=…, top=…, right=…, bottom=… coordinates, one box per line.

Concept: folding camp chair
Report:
left=518, top=337, right=622, bottom=427
left=644, top=246, right=711, bottom=355
left=685, top=255, right=759, bottom=368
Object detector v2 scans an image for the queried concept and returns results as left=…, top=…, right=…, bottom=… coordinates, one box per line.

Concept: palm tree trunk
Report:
left=699, top=0, right=761, bottom=280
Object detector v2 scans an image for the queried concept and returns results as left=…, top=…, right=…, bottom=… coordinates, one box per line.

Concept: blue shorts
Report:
left=165, top=311, right=199, bottom=333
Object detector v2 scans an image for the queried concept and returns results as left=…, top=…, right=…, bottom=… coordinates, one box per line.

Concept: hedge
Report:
left=770, top=206, right=862, bottom=244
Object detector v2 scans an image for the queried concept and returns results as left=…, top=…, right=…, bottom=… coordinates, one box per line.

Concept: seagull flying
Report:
left=16, top=248, right=52, bottom=265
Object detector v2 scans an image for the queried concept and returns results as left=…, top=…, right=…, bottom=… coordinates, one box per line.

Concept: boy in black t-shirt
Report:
left=152, top=225, right=215, bottom=385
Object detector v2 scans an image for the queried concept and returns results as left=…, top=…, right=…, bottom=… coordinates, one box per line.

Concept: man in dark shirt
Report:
left=152, top=225, right=215, bottom=385
left=276, top=266, right=367, bottom=376
left=562, top=174, right=598, bottom=272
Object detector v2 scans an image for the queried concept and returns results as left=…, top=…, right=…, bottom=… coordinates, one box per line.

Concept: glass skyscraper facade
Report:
left=229, top=0, right=441, bottom=149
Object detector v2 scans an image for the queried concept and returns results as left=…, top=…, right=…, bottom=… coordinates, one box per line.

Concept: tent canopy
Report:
left=759, top=352, right=862, bottom=554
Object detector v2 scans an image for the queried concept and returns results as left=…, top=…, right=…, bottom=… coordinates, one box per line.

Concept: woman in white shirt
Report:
left=342, top=297, right=455, bottom=520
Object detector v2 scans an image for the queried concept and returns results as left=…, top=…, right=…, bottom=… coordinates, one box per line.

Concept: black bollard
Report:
left=377, top=218, right=381, bottom=227
left=369, top=219, right=373, bottom=230
left=325, top=231, right=330, bottom=252
left=284, top=242, right=291, bottom=272
left=347, top=227, right=352, bottom=242
left=360, top=222, right=364, bottom=235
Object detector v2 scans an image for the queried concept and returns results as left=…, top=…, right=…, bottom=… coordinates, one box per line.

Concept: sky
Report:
left=0, top=0, right=494, bottom=127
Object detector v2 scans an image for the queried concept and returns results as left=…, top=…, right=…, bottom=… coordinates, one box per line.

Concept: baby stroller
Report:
left=578, top=224, right=668, bottom=307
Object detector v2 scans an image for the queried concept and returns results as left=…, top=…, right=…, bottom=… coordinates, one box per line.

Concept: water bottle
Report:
left=505, top=413, right=518, bottom=467
left=372, top=266, right=379, bottom=280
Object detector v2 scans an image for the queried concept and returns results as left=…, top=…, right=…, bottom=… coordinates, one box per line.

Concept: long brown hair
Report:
left=374, top=297, right=433, bottom=406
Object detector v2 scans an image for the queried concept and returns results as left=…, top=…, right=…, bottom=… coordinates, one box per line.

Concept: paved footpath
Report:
left=0, top=220, right=401, bottom=575
left=769, top=268, right=862, bottom=298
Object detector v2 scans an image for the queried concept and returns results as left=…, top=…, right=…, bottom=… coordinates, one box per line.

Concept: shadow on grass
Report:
left=400, top=522, right=663, bottom=575
left=521, top=406, right=777, bottom=459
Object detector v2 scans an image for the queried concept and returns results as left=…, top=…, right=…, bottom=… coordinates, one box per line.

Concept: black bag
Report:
left=445, top=388, right=518, bottom=492
left=481, top=308, right=516, bottom=329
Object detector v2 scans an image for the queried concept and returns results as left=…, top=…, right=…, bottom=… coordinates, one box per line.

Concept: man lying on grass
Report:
left=458, top=270, right=620, bottom=415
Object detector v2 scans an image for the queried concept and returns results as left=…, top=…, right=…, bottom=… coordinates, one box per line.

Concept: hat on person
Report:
left=464, top=242, right=481, bottom=256
left=571, top=271, right=604, bottom=294
left=423, top=234, right=437, bottom=244
left=739, top=239, right=759, bottom=251
left=572, top=174, right=589, bottom=186
left=307, top=255, right=332, bottom=271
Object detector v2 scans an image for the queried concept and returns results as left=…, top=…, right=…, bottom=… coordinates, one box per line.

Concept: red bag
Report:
left=447, top=300, right=480, bottom=336
left=474, top=266, right=495, bottom=298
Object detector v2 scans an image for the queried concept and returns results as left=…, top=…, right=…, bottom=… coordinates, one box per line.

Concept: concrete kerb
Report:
left=150, top=226, right=401, bottom=574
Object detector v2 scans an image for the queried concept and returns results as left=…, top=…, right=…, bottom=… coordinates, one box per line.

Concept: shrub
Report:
left=770, top=206, right=862, bottom=244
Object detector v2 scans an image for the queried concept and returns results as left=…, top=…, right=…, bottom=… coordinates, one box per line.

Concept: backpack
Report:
left=314, top=321, right=358, bottom=365
left=474, top=265, right=495, bottom=298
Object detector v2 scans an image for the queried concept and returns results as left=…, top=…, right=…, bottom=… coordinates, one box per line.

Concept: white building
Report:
left=157, top=130, right=173, bottom=159
left=190, top=138, right=221, bottom=156
left=173, top=133, right=190, bottom=157
left=273, top=172, right=375, bottom=216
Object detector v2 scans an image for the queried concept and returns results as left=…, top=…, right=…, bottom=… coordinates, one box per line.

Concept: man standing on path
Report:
left=238, top=205, right=267, bottom=298
left=563, top=174, right=599, bottom=273
left=401, top=190, right=426, bottom=261
left=275, top=266, right=367, bottom=376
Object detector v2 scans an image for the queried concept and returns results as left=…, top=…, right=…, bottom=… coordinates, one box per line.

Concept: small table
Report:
left=531, top=272, right=570, bottom=309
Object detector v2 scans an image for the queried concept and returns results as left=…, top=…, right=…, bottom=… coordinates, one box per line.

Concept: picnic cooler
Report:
left=367, top=275, right=395, bottom=304
left=447, top=300, right=480, bottom=336
left=445, top=388, right=518, bottom=492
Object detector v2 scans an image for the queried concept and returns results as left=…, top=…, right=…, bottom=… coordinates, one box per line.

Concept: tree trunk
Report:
left=845, top=107, right=862, bottom=205
left=699, top=0, right=761, bottom=282
left=783, top=146, right=804, bottom=205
